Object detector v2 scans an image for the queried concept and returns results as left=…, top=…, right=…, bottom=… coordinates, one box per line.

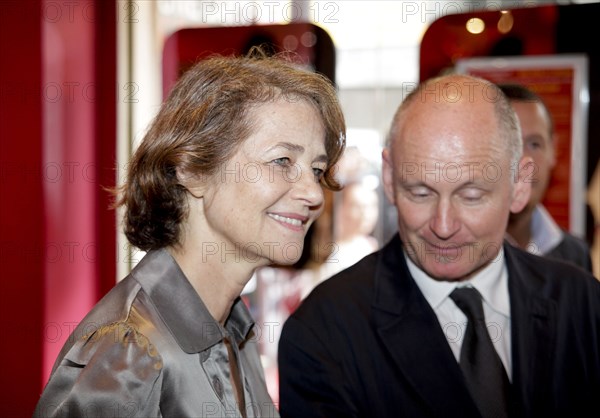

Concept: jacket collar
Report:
left=370, top=235, right=480, bottom=416
left=503, top=243, right=556, bottom=409
left=129, top=248, right=255, bottom=354
left=371, top=235, right=555, bottom=415
left=372, top=234, right=424, bottom=315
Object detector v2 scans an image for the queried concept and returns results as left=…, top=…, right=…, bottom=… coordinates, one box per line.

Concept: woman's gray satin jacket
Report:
left=34, top=249, right=279, bottom=418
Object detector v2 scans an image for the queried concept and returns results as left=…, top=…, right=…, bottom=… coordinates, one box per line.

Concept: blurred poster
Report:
left=456, top=55, right=589, bottom=236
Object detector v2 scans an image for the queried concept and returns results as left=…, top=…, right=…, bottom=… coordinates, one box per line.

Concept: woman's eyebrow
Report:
left=272, top=142, right=304, bottom=152
left=270, top=142, right=328, bottom=163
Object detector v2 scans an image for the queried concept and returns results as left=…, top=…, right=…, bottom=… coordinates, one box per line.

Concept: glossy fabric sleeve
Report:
left=277, top=315, right=358, bottom=418
left=34, top=322, right=163, bottom=418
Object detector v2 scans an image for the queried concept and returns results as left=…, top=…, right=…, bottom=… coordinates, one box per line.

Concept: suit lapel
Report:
left=371, top=236, right=481, bottom=417
left=504, top=245, right=557, bottom=411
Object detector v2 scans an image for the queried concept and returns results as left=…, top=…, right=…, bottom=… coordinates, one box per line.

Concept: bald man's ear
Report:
left=382, top=148, right=396, bottom=205
left=510, top=156, right=534, bottom=214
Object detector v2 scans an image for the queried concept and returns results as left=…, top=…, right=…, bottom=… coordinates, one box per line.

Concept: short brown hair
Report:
left=497, top=82, right=554, bottom=138
left=117, top=51, right=346, bottom=251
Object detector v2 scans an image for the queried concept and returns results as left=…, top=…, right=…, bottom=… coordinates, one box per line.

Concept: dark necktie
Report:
left=450, top=287, right=510, bottom=418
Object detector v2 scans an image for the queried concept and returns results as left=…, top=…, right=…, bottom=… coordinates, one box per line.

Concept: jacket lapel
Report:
left=504, top=244, right=557, bottom=411
left=371, top=236, right=481, bottom=417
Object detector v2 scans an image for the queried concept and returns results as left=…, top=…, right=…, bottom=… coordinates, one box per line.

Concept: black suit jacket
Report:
left=546, top=231, right=593, bottom=272
left=278, top=235, right=600, bottom=418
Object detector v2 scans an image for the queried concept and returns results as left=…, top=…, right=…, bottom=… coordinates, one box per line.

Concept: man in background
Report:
left=498, top=83, right=592, bottom=272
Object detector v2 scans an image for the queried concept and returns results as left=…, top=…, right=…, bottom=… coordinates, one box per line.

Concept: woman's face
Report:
left=194, top=97, right=327, bottom=267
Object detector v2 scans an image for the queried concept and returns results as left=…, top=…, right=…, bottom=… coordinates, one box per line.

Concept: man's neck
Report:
left=507, top=206, right=535, bottom=249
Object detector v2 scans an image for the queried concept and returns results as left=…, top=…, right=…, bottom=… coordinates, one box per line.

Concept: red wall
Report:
left=0, top=1, right=116, bottom=415
left=0, top=2, right=44, bottom=414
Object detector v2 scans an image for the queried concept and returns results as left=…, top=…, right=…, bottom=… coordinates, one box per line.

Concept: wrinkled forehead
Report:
left=393, top=146, right=509, bottom=184
left=392, top=156, right=511, bottom=187
left=246, top=96, right=323, bottom=134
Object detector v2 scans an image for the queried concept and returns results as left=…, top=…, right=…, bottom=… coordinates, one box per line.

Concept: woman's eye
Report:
left=312, top=167, right=325, bottom=180
left=272, top=157, right=291, bottom=166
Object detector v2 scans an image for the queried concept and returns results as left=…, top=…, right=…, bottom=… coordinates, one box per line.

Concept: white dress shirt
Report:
left=529, top=204, right=564, bottom=255
left=406, top=248, right=513, bottom=380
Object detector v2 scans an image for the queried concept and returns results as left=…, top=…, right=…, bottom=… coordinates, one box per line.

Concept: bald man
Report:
left=278, top=75, right=600, bottom=418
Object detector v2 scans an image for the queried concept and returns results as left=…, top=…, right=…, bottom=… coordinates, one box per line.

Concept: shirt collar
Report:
left=530, top=204, right=564, bottom=255
left=406, top=247, right=510, bottom=316
left=129, top=248, right=255, bottom=353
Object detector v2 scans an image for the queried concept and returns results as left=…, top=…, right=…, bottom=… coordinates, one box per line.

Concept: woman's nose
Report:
left=291, top=165, right=324, bottom=208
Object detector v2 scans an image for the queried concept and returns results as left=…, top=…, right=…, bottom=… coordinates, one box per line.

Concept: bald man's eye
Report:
left=406, top=186, right=432, bottom=201
left=458, top=188, right=485, bottom=203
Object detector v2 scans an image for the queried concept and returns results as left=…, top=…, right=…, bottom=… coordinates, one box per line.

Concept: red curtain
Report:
left=0, top=1, right=116, bottom=415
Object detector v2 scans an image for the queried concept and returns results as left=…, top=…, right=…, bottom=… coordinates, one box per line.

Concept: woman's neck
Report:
left=167, top=245, right=255, bottom=325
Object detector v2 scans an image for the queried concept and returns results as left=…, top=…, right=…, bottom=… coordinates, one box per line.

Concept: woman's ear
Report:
left=176, top=167, right=207, bottom=199
left=510, top=156, right=534, bottom=214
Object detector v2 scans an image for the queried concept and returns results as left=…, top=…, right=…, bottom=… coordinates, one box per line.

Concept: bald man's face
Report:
left=383, top=78, right=531, bottom=281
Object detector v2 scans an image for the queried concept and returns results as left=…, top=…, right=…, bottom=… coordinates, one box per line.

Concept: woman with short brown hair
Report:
left=35, top=51, right=345, bottom=417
